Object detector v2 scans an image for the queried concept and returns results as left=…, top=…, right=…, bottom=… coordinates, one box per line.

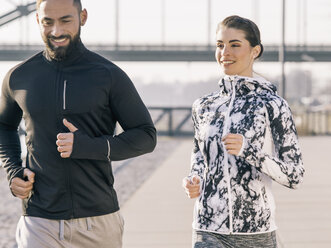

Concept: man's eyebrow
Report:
left=60, top=15, right=74, bottom=20
left=41, top=17, right=53, bottom=22
left=41, top=15, right=73, bottom=22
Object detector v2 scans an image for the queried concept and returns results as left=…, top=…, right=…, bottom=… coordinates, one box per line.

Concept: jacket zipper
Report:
left=62, top=79, right=74, bottom=217
left=63, top=80, right=67, bottom=110
left=106, top=139, right=111, bottom=161
left=222, top=78, right=237, bottom=234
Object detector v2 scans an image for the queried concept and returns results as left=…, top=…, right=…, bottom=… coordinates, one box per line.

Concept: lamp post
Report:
left=279, top=0, right=286, bottom=99
left=115, top=0, right=119, bottom=47
left=207, top=0, right=211, bottom=46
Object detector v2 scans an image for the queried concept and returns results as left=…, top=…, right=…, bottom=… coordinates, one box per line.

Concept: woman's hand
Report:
left=222, top=133, right=243, bottom=156
left=182, top=176, right=200, bottom=199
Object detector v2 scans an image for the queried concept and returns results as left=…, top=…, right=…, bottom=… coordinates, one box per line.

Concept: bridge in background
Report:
left=1, top=1, right=331, bottom=62
left=1, top=44, right=331, bottom=62
left=0, top=2, right=35, bottom=28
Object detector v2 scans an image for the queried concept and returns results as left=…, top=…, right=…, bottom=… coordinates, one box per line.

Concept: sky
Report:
left=1, top=0, right=331, bottom=45
left=1, top=0, right=331, bottom=88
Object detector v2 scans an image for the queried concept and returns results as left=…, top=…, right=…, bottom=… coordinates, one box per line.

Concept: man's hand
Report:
left=10, top=169, right=35, bottom=199
left=222, top=133, right=243, bottom=156
left=56, top=119, right=78, bottom=158
left=182, top=175, right=201, bottom=199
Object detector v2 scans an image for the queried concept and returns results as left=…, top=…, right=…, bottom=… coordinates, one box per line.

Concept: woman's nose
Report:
left=221, top=45, right=230, bottom=56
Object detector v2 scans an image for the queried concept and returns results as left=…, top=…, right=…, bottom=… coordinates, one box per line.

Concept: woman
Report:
left=183, top=15, right=305, bottom=248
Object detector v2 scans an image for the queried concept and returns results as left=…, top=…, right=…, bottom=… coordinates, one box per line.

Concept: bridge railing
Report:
left=149, top=107, right=193, bottom=136
left=2, top=44, right=331, bottom=52
left=148, top=107, right=331, bottom=136
left=2, top=44, right=331, bottom=62
left=294, top=110, right=331, bottom=136
left=16, top=107, right=331, bottom=138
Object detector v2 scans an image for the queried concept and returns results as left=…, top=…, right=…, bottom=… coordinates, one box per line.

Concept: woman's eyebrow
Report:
left=216, top=39, right=242, bottom=43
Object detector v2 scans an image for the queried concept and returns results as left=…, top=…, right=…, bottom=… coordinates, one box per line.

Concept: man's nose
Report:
left=50, top=24, right=64, bottom=37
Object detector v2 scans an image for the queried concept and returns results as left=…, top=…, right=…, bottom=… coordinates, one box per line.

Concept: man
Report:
left=0, top=0, right=156, bottom=247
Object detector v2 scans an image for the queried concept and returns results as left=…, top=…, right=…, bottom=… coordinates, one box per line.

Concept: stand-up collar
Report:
left=43, top=39, right=87, bottom=67
left=218, top=75, right=277, bottom=95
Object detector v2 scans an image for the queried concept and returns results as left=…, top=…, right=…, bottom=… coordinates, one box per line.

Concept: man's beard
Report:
left=43, top=28, right=81, bottom=61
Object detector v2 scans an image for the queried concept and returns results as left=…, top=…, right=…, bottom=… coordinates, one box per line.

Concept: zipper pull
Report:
left=63, top=80, right=67, bottom=110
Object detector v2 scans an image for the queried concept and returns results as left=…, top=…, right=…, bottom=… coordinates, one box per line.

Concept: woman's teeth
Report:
left=222, top=61, right=234, bottom=64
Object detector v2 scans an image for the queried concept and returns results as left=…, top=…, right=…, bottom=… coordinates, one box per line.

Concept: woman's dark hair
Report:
left=216, top=15, right=264, bottom=59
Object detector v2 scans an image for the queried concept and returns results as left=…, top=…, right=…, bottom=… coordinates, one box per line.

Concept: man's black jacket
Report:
left=0, top=42, right=156, bottom=220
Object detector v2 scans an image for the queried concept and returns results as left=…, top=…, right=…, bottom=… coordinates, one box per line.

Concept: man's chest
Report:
left=13, top=69, right=110, bottom=117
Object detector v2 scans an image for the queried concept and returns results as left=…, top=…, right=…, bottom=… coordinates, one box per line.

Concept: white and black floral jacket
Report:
left=190, top=75, right=304, bottom=234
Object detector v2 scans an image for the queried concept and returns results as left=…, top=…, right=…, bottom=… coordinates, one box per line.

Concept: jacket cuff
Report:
left=70, top=130, right=108, bottom=161
left=187, top=174, right=203, bottom=194
left=239, top=137, right=264, bottom=169
left=237, top=134, right=245, bottom=157
left=9, top=167, right=25, bottom=197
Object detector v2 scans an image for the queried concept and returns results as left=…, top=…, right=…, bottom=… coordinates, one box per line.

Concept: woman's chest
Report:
left=196, top=96, right=266, bottom=139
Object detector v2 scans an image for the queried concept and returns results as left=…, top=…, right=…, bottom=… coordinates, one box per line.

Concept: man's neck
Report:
left=44, top=39, right=84, bottom=63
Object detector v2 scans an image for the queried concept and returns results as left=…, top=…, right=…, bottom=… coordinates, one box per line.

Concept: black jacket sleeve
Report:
left=70, top=66, right=156, bottom=161
left=0, top=70, right=24, bottom=184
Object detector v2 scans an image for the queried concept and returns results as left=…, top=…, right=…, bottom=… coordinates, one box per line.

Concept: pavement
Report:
left=121, top=136, right=331, bottom=248
left=122, top=138, right=194, bottom=248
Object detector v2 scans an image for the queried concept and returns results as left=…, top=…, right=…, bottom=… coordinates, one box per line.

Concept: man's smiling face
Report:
left=36, top=0, right=87, bottom=60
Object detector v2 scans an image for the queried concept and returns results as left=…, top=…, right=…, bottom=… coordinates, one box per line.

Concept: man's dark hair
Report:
left=36, top=0, right=82, bottom=13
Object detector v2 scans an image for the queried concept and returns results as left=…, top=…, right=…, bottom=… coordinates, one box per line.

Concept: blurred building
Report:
left=273, top=69, right=313, bottom=103
left=286, top=70, right=313, bottom=102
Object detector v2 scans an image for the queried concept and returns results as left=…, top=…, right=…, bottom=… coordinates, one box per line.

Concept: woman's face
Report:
left=215, top=27, right=260, bottom=77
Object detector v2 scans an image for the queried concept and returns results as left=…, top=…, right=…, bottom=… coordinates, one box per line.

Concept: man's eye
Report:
left=43, top=21, right=52, bottom=26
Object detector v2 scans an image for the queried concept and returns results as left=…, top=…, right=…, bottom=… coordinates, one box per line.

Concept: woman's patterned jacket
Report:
left=190, top=75, right=305, bottom=234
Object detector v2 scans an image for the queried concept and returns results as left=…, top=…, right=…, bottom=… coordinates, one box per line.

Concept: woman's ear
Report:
left=252, top=45, right=261, bottom=59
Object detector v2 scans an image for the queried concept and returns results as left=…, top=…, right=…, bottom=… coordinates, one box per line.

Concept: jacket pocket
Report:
left=62, top=80, right=107, bottom=114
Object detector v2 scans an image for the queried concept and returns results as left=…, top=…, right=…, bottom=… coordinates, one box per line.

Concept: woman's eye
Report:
left=232, top=44, right=240, bottom=47
left=216, top=44, right=224, bottom=48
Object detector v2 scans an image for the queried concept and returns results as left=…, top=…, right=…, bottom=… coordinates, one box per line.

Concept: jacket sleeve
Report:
left=190, top=137, right=205, bottom=179
left=70, top=66, right=156, bottom=161
left=0, top=71, right=24, bottom=184
left=240, top=98, right=305, bottom=189
left=189, top=103, right=205, bottom=179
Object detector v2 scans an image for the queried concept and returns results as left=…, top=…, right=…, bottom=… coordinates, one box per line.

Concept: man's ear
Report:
left=36, top=13, right=40, bottom=25
left=80, top=9, right=88, bottom=26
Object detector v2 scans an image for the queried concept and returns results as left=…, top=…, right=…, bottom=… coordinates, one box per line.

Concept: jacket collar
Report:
left=43, top=39, right=87, bottom=67
left=218, top=75, right=277, bottom=96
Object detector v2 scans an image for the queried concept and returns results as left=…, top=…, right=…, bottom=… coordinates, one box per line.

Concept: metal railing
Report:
left=149, top=107, right=331, bottom=137
left=294, top=110, right=331, bottom=136
left=15, top=107, right=331, bottom=138
left=149, top=107, right=192, bottom=136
